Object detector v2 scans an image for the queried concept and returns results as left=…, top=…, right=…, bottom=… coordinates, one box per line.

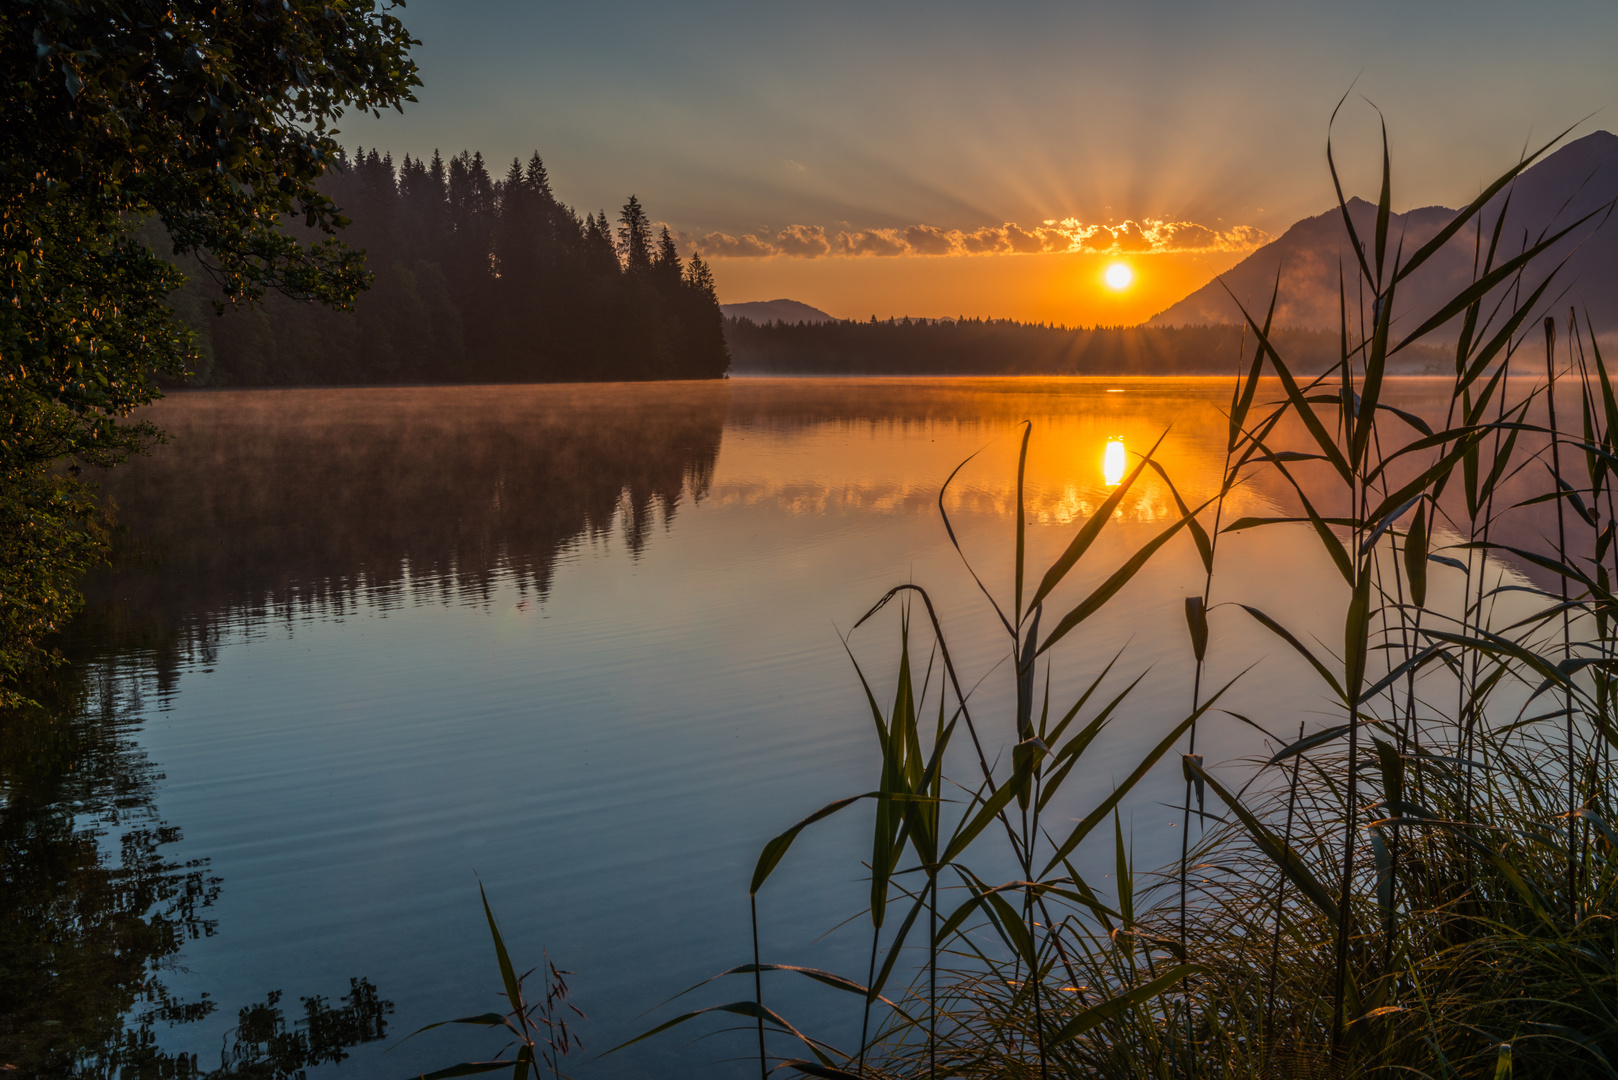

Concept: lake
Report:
left=3, top=376, right=1545, bottom=1078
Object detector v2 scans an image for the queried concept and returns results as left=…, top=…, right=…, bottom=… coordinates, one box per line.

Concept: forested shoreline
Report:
left=174, top=149, right=730, bottom=385
left=725, top=316, right=1453, bottom=375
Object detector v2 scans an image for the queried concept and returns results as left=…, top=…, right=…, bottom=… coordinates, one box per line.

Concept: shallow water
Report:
left=3, top=377, right=1549, bottom=1077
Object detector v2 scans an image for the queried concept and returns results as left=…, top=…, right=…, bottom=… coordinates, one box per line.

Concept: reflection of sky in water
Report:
left=54, top=377, right=1552, bottom=1079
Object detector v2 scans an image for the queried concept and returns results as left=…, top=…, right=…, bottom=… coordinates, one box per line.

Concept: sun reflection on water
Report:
left=1103, top=437, right=1127, bottom=487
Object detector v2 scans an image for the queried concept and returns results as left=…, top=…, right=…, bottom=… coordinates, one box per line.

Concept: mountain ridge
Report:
left=1148, top=131, right=1618, bottom=339
left=720, top=298, right=838, bottom=324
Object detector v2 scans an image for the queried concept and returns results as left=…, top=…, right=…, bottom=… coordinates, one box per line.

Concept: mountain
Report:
left=1149, top=131, right=1618, bottom=340
left=721, top=298, right=838, bottom=324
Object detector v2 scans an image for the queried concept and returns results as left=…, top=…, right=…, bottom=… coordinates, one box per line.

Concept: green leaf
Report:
left=1045, top=964, right=1208, bottom=1046
left=1185, top=757, right=1340, bottom=924
left=1343, top=572, right=1371, bottom=701
left=1265, top=459, right=1354, bottom=585
left=400, top=1013, right=520, bottom=1040
left=1113, top=811, right=1133, bottom=926
left=752, top=794, right=878, bottom=895
left=776, top=1060, right=867, bottom=1080
left=1394, top=205, right=1610, bottom=351
left=936, top=447, right=1015, bottom=638
left=478, top=881, right=525, bottom=1023
left=413, top=1062, right=528, bottom=1080
left=1038, top=500, right=1210, bottom=656
left=940, top=779, right=1020, bottom=866
left=1391, top=124, right=1577, bottom=285
left=978, top=880, right=1038, bottom=968
left=1243, top=317, right=1353, bottom=482
left=1238, top=604, right=1346, bottom=701
left=600, top=999, right=826, bottom=1059
left=1184, top=595, right=1208, bottom=663
left=1041, top=676, right=1240, bottom=875
left=711, top=963, right=875, bottom=999
left=1404, top=501, right=1428, bottom=608
left=1369, top=826, right=1395, bottom=945
left=869, top=890, right=928, bottom=1001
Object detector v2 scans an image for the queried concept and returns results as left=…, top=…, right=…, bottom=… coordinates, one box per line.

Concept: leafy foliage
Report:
left=0, top=0, right=420, bottom=699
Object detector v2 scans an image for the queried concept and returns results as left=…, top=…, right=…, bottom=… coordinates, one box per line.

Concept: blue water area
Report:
left=8, top=377, right=1504, bottom=1078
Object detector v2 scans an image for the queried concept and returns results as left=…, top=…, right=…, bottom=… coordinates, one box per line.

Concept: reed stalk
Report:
left=604, top=112, right=1618, bottom=1080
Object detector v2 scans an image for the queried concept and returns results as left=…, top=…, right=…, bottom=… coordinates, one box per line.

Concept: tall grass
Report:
left=608, top=111, right=1618, bottom=1080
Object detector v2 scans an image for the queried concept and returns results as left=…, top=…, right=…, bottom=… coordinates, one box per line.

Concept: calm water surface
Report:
left=7, top=377, right=1541, bottom=1077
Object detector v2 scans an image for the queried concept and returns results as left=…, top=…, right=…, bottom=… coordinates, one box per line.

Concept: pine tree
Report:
left=585, top=210, right=620, bottom=276
left=653, top=226, right=682, bottom=282
left=526, top=153, right=553, bottom=202
left=180, top=150, right=730, bottom=386
left=683, top=254, right=717, bottom=299
left=428, top=149, right=448, bottom=202
left=617, top=195, right=653, bottom=272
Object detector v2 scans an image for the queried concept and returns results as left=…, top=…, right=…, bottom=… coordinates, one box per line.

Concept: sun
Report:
left=1104, top=262, right=1134, bottom=291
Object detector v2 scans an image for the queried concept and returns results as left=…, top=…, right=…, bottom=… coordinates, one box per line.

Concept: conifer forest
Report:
left=176, top=149, right=730, bottom=386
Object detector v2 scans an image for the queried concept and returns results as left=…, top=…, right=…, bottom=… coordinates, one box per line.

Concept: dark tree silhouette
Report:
left=180, top=154, right=729, bottom=385
left=654, top=226, right=682, bottom=281
left=617, top=195, right=654, bottom=273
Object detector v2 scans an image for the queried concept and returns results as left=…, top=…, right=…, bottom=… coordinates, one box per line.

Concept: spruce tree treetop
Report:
left=618, top=195, right=653, bottom=272
left=653, top=226, right=682, bottom=281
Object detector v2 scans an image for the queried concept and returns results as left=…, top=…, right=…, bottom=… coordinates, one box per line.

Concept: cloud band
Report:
left=695, top=218, right=1267, bottom=259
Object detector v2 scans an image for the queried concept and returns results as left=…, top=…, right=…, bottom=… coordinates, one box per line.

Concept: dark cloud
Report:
left=1110, top=221, right=1155, bottom=253
left=698, top=224, right=834, bottom=258
left=1037, top=222, right=1080, bottom=252
left=960, top=226, right=1011, bottom=254
left=698, top=231, right=777, bottom=257
left=775, top=224, right=831, bottom=257
left=1002, top=224, right=1044, bottom=254
left=838, top=229, right=908, bottom=256
left=903, top=224, right=956, bottom=255
left=1152, top=221, right=1219, bottom=250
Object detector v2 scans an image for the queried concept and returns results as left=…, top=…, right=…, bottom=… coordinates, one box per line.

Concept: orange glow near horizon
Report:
left=706, top=249, right=1242, bottom=327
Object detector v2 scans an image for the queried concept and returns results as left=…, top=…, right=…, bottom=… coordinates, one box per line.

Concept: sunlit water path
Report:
left=9, top=377, right=1546, bottom=1077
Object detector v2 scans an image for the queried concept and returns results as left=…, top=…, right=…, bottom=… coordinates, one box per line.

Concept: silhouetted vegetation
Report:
left=624, top=125, right=1618, bottom=1079
left=1, top=0, right=418, bottom=703
left=726, top=316, right=1451, bottom=376
left=179, top=150, right=731, bottom=387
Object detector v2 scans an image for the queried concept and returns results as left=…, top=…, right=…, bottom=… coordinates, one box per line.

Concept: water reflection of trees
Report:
left=81, top=383, right=728, bottom=680
left=1, top=383, right=724, bottom=1075
left=0, top=664, right=392, bottom=1077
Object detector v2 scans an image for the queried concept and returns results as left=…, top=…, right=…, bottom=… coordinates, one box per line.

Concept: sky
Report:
left=343, top=0, right=1618, bottom=325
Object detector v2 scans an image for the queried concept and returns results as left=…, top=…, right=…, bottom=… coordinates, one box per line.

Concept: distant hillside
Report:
left=725, top=317, right=1450, bottom=376
left=1149, top=131, right=1618, bottom=339
left=720, top=298, right=838, bottom=324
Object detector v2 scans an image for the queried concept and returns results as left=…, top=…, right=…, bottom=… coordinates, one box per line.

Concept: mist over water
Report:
left=11, top=378, right=1553, bottom=1078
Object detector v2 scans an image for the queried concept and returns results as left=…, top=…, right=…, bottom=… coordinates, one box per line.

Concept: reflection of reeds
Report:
left=612, top=115, right=1618, bottom=1078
